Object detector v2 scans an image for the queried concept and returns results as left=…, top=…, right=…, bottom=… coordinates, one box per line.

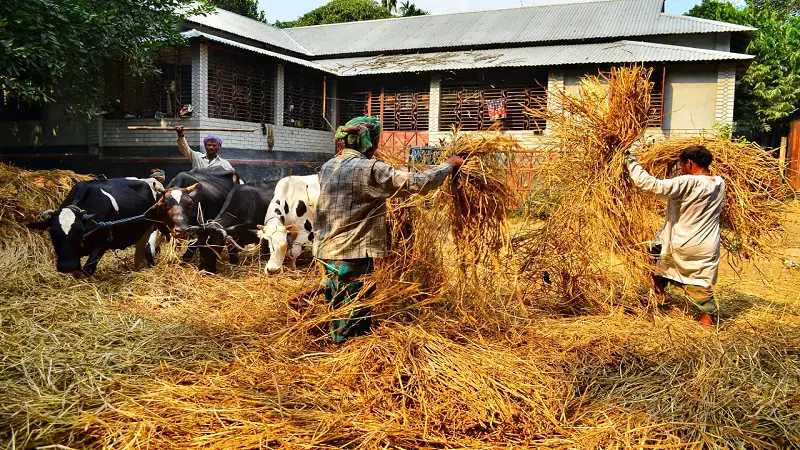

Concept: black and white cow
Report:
left=145, top=166, right=239, bottom=268
left=27, top=177, right=163, bottom=275
left=257, top=174, right=320, bottom=275
left=194, top=181, right=276, bottom=273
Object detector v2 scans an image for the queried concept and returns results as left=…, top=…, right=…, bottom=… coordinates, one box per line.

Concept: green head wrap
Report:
left=335, top=116, right=382, bottom=153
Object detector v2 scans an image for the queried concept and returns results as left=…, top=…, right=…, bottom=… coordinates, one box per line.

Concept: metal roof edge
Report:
left=181, top=30, right=336, bottom=74
left=616, top=40, right=755, bottom=59
left=659, top=13, right=758, bottom=32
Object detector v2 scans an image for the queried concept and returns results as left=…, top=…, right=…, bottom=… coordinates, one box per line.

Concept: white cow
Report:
left=257, top=174, right=320, bottom=275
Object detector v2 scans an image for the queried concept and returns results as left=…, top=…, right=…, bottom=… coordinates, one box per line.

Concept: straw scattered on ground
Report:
left=2, top=69, right=799, bottom=449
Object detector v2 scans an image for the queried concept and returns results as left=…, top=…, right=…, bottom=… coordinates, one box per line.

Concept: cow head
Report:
left=27, top=206, right=98, bottom=274
left=257, top=220, right=295, bottom=275
left=146, top=184, right=200, bottom=239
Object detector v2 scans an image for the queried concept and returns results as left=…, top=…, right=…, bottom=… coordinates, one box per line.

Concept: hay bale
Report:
left=0, top=162, right=92, bottom=225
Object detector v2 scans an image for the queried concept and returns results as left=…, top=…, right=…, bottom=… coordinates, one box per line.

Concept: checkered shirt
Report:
left=314, top=149, right=453, bottom=260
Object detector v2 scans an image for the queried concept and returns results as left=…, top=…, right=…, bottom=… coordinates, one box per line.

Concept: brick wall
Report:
left=96, top=117, right=333, bottom=154
left=191, top=42, right=209, bottom=118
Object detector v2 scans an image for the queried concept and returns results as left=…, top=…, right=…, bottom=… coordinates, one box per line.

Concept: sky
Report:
left=258, top=0, right=704, bottom=23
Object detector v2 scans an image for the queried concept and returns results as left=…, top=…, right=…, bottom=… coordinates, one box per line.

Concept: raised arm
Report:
left=626, top=154, right=694, bottom=200
left=371, top=156, right=463, bottom=199
left=175, top=127, right=203, bottom=167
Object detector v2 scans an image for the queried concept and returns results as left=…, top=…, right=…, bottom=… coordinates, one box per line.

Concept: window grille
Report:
left=337, top=76, right=430, bottom=131
left=440, top=70, right=548, bottom=132
left=283, top=66, right=328, bottom=131
left=648, top=66, right=666, bottom=128
left=208, top=46, right=275, bottom=124
left=105, top=47, right=192, bottom=119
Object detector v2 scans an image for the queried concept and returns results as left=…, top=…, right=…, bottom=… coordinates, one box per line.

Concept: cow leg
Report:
left=286, top=243, right=304, bottom=269
left=134, top=227, right=155, bottom=269
left=227, top=243, right=240, bottom=265
left=83, top=247, right=106, bottom=276
left=198, top=245, right=218, bottom=273
left=182, top=245, right=197, bottom=263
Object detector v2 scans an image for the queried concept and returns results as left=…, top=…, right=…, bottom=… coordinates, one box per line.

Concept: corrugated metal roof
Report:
left=315, top=41, right=754, bottom=76
left=187, top=8, right=312, bottom=55
left=181, top=30, right=332, bottom=73
left=284, top=0, right=755, bottom=57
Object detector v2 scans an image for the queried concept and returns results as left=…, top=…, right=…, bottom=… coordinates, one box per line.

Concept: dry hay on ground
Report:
left=2, top=235, right=799, bottom=448
left=1, top=127, right=799, bottom=448
left=0, top=162, right=92, bottom=226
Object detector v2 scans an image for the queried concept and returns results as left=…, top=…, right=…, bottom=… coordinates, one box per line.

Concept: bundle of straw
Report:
left=438, top=131, right=520, bottom=271
left=519, top=66, right=659, bottom=312
left=637, top=137, right=794, bottom=259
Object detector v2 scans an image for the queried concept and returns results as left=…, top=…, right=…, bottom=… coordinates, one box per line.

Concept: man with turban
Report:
left=313, top=116, right=464, bottom=343
left=174, top=126, right=235, bottom=171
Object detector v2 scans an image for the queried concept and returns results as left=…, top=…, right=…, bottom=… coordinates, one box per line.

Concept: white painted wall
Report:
left=662, top=64, right=718, bottom=134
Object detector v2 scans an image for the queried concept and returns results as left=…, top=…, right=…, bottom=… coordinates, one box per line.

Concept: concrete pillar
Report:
left=715, top=63, right=736, bottom=129
left=275, top=64, right=285, bottom=126
left=328, top=77, right=338, bottom=128
left=191, top=42, right=209, bottom=118
left=429, top=73, right=441, bottom=132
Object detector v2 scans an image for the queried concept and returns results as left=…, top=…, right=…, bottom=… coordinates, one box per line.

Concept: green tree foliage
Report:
left=276, top=0, right=393, bottom=28
left=0, top=0, right=211, bottom=118
left=688, top=1, right=800, bottom=138
left=210, top=0, right=266, bottom=22
left=399, top=1, right=429, bottom=16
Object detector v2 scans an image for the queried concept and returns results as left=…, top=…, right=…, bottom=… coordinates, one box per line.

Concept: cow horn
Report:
left=185, top=183, right=199, bottom=193
left=39, top=209, right=55, bottom=220
left=216, top=227, right=246, bottom=252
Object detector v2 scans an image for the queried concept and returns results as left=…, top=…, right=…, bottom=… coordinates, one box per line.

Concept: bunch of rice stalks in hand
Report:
left=637, top=137, right=794, bottom=260
left=439, top=131, right=520, bottom=272
left=519, top=66, right=660, bottom=313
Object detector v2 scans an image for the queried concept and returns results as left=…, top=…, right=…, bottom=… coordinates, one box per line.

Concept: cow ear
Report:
left=26, top=219, right=52, bottom=231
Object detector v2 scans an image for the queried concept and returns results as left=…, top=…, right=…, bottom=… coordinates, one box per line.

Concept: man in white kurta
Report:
left=175, top=127, right=235, bottom=171
left=626, top=145, right=725, bottom=327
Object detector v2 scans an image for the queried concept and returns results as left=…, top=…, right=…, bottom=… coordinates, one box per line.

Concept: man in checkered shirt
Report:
left=314, top=116, right=464, bottom=343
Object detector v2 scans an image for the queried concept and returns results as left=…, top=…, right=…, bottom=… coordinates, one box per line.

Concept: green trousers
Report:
left=319, top=258, right=375, bottom=344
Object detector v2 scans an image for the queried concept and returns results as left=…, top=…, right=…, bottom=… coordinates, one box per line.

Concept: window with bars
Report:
left=283, top=66, right=328, bottom=131
left=208, top=46, right=275, bottom=124
left=337, top=75, right=430, bottom=131
left=648, top=66, right=666, bottom=128
left=104, top=48, right=192, bottom=119
left=440, top=69, right=548, bottom=132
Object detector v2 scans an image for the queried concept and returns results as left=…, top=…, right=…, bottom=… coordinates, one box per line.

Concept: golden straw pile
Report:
left=0, top=162, right=92, bottom=225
